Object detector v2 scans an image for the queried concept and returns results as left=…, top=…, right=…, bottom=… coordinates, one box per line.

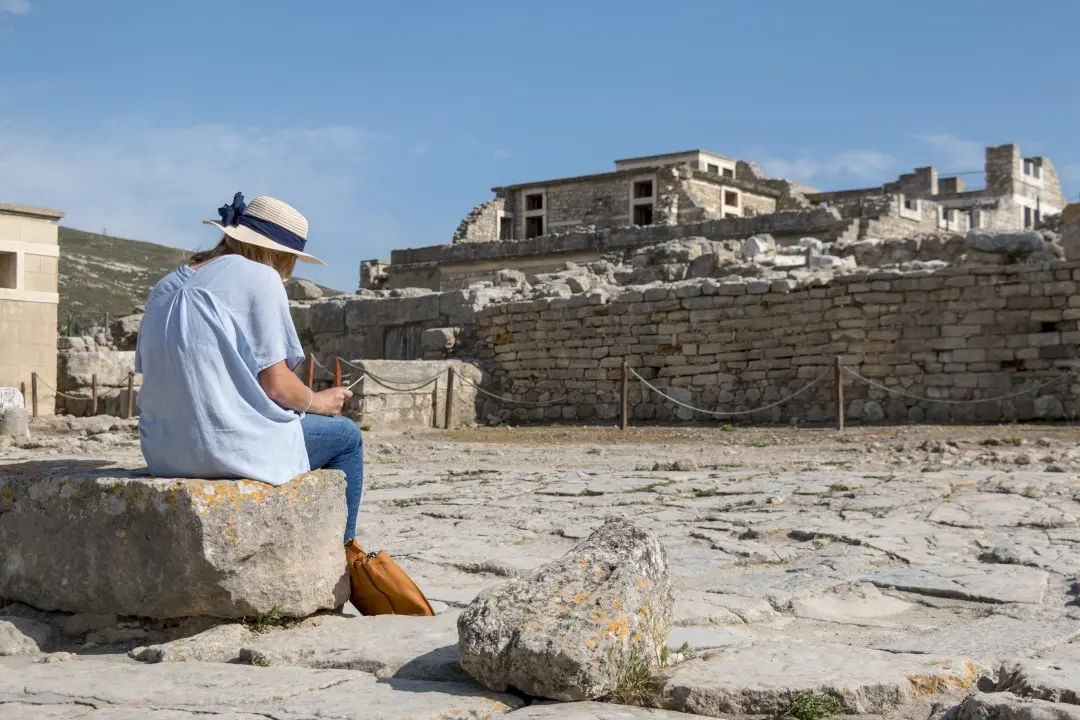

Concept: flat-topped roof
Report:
left=0, top=203, right=65, bottom=220
left=613, top=149, right=734, bottom=165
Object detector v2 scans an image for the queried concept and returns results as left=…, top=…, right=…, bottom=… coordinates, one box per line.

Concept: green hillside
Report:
left=58, top=227, right=341, bottom=335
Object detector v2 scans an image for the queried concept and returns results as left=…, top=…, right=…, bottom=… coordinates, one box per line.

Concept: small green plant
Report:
left=360, top=424, right=372, bottom=432
left=246, top=650, right=271, bottom=667
left=636, top=479, right=676, bottom=493
left=1003, top=436, right=1023, bottom=446
left=245, top=605, right=300, bottom=634
left=608, top=644, right=658, bottom=706
left=828, top=483, right=850, bottom=493
left=1022, top=486, right=1037, bottom=498
left=720, top=424, right=734, bottom=432
left=693, top=487, right=719, bottom=498
left=783, top=691, right=845, bottom=720
left=748, top=440, right=773, bottom=448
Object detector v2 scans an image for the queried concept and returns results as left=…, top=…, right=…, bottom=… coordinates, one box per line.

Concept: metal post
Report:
left=621, top=360, right=630, bottom=431
left=91, top=374, right=98, bottom=417
left=444, top=367, right=456, bottom=431
left=126, top=371, right=135, bottom=419
left=31, top=372, right=38, bottom=418
left=834, top=356, right=844, bottom=431
left=305, top=354, right=315, bottom=389
left=334, top=358, right=342, bottom=387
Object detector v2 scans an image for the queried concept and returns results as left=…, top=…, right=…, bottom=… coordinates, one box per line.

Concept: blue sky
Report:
left=2, top=0, right=1078, bottom=291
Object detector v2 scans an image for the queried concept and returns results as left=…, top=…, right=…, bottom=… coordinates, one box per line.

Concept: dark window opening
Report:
left=969, top=210, right=979, bottom=229
left=0, top=252, right=15, bottom=289
left=633, top=204, right=654, bottom=226
left=633, top=180, right=653, bottom=199
left=724, top=191, right=739, bottom=207
left=707, top=163, right=719, bottom=174
left=903, top=197, right=916, bottom=211
left=942, top=207, right=949, bottom=220
left=525, top=193, right=543, bottom=211
left=722, top=167, right=735, bottom=178
left=1000, top=359, right=1024, bottom=371
left=1041, top=321, right=1060, bottom=333
left=498, top=216, right=513, bottom=240
left=525, top=216, right=544, bottom=238
left=1024, top=206, right=1033, bottom=228
left=1035, top=209, right=1041, bottom=226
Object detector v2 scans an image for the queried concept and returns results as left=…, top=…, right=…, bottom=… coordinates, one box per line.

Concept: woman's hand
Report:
left=310, top=387, right=353, bottom=416
left=259, top=360, right=352, bottom=415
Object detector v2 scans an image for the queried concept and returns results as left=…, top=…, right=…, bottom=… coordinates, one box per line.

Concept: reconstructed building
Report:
left=374, top=143, right=1064, bottom=291
left=0, top=203, right=65, bottom=414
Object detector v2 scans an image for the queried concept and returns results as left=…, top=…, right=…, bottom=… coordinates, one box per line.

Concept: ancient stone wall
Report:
left=453, top=199, right=505, bottom=244
left=468, top=262, right=1080, bottom=425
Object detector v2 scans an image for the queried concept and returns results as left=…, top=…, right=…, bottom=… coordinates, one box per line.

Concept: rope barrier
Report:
left=631, top=367, right=832, bottom=417
left=455, top=373, right=592, bottom=406
left=33, top=375, right=115, bottom=402
left=843, top=367, right=1072, bottom=405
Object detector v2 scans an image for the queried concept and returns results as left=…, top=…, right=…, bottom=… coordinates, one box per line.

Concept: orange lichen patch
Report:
left=614, top=601, right=624, bottom=611
left=1, top=486, right=12, bottom=502
left=590, top=610, right=609, bottom=623
left=580, top=558, right=589, bottom=567
left=572, top=593, right=590, bottom=604
left=585, top=639, right=598, bottom=649
left=114, top=528, right=126, bottom=539
left=557, top=635, right=569, bottom=643
left=551, top=603, right=570, bottom=613
left=635, top=577, right=648, bottom=590
left=607, top=617, right=629, bottom=639
left=524, top=621, right=541, bottom=631
left=631, top=632, right=642, bottom=644
left=907, top=661, right=982, bottom=695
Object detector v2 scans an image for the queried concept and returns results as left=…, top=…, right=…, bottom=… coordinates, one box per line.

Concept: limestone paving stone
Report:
left=0, top=661, right=525, bottom=719
left=953, top=692, right=1080, bottom=720
left=997, top=642, right=1080, bottom=704
left=506, top=701, right=718, bottom=718
left=856, top=565, right=1050, bottom=605
left=879, top=617, right=1080, bottom=665
left=130, top=623, right=254, bottom=664
left=0, top=463, right=351, bottom=618
left=238, top=611, right=466, bottom=682
left=657, top=642, right=984, bottom=717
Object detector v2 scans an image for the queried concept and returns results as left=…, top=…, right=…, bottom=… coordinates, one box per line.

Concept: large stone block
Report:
left=457, top=516, right=674, bottom=702
left=0, top=462, right=350, bottom=619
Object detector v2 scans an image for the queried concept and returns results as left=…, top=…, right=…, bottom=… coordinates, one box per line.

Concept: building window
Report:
left=707, top=163, right=719, bottom=174
left=0, top=252, right=15, bottom=290
left=633, top=180, right=653, bottom=199
left=1024, top=159, right=1042, bottom=179
left=525, top=193, right=543, bottom=211
left=498, top=215, right=513, bottom=240
left=724, top=191, right=739, bottom=208
left=525, top=216, right=544, bottom=238
left=969, top=210, right=979, bottom=229
left=1024, top=206, right=1033, bottom=228
left=942, top=207, right=949, bottom=220
left=723, top=167, right=735, bottom=179
left=633, top=204, right=654, bottom=226
left=904, top=197, right=916, bottom=211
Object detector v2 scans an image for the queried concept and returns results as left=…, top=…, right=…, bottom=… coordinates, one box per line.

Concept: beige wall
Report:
left=0, top=203, right=64, bottom=415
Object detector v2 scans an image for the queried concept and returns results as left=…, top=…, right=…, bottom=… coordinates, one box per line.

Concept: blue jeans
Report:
left=300, top=414, right=363, bottom=544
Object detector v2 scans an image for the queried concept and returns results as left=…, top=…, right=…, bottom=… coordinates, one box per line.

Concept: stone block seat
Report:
left=0, top=461, right=350, bottom=619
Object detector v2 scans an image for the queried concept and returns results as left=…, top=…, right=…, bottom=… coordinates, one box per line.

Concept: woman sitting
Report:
left=135, top=193, right=362, bottom=544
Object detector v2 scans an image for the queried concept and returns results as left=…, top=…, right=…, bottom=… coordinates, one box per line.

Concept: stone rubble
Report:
left=3, top=420, right=1080, bottom=718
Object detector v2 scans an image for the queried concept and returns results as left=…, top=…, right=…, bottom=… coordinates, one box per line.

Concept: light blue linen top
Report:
left=135, top=255, right=310, bottom=485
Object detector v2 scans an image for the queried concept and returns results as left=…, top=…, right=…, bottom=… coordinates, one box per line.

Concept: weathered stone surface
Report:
left=952, top=692, right=1080, bottom=720
left=0, top=463, right=350, bottom=618
left=0, top=661, right=525, bottom=718
left=857, top=564, right=1049, bottom=604
left=507, top=701, right=718, bottom=718
left=239, top=612, right=465, bottom=681
left=658, top=642, right=983, bottom=716
left=131, top=624, right=254, bottom=663
left=879, top=617, right=1080, bottom=665
left=458, top=516, right=674, bottom=701
left=284, top=278, right=323, bottom=301
left=60, top=613, right=119, bottom=637
left=0, top=408, right=28, bottom=438
left=0, top=616, right=51, bottom=655
left=792, top=583, right=914, bottom=626
left=998, top=642, right=1080, bottom=704
left=109, top=312, right=144, bottom=350
left=0, top=387, right=25, bottom=410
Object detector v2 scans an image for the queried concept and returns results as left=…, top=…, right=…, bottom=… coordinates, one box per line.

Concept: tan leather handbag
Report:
left=345, top=540, right=435, bottom=616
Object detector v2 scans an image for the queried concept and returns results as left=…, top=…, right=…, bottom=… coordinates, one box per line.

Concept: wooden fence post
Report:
left=31, top=372, right=38, bottom=418
left=334, top=358, right=342, bottom=387
left=20, top=381, right=25, bottom=408
left=444, top=367, right=456, bottom=431
left=126, top=371, right=135, bottom=419
left=431, top=379, right=440, bottom=429
left=834, top=356, right=845, bottom=431
left=91, top=374, right=98, bottom=417
left=305, top=354, right=315, bottom=389
left=621, top=360, right=630, bottom=431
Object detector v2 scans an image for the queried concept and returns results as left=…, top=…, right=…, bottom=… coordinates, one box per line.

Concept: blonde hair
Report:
left=189, top=234, right=297, bottom=281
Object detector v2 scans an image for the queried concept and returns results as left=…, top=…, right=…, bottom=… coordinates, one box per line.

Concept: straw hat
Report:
left=203, top=192, right=325, bottom=265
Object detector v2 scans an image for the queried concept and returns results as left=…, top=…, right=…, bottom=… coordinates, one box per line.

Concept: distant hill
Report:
left=58, top=227, right=341, bottom=335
